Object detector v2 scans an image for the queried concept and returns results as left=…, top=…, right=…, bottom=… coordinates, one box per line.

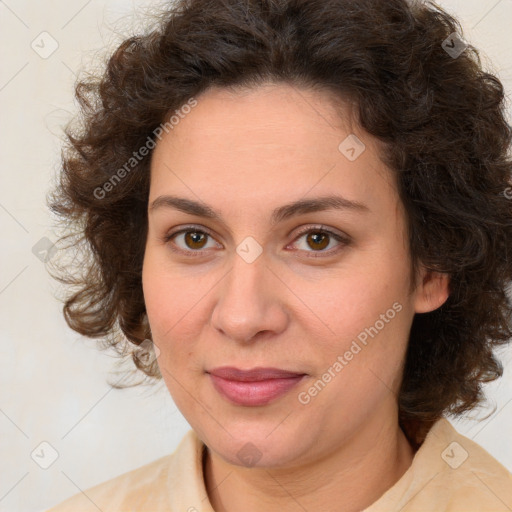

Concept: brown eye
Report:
left=184, top=231, right=208, bottom=250
left=305, top=231, right=330, bottom=251
left=290, top=227, right=350, bottom=258
left=164, top=227, right=221, bottom=256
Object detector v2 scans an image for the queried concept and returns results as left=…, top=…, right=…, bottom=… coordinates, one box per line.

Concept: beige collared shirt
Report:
left=46, top=418, right=512, bottom=511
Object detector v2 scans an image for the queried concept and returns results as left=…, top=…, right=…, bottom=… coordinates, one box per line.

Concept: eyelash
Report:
left=162, top=224, right=351, bottom=259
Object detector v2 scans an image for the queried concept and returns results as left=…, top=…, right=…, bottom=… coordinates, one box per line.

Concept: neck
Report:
left=203, top=418, right=415, bottom=512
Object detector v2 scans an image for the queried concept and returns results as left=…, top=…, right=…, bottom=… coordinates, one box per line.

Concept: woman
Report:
left=46, top=0, right=512, bottom=510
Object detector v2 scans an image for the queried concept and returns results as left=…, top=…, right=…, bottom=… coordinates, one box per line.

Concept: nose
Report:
left=210, top=252, right=289, bottom=345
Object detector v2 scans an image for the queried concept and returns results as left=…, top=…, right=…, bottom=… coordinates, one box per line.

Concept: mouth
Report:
left=206, top=366, right=307, bottom=406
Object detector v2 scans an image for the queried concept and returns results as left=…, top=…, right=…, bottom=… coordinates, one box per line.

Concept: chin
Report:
left=199, top=418, right=314, bottom=469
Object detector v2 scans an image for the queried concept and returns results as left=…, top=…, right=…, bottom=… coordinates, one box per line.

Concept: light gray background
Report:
left=0, top=1, right=511, bottom=511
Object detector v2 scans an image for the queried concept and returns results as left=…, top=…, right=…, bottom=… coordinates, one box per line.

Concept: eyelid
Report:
left=163, top=223, right=351, bottom=257
left=291, top=224, right=350, bottom=244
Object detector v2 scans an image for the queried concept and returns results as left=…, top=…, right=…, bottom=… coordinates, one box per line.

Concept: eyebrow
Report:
left=149, top=194, right=369, bottom=225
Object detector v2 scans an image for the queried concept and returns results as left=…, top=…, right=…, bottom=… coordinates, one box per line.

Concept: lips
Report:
left=209, top=366, right=304, bottom=381
left=207, top=366, right=307, bottom=406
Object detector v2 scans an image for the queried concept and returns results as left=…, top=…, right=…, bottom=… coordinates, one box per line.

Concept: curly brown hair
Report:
left=48, top=0, right=512, bottom=444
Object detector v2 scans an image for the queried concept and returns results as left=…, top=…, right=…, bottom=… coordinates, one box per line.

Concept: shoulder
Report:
left=45, top=430, right=200, bottom=512
left=432, top=419, right=512, bottom=511
left=367, top=418, right=512, bottom=512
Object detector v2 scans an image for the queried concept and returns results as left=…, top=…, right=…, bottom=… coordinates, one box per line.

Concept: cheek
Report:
left=142, top=255, right=189, bottom=362
left=309, top=255, right=413, bottom=396
left=142, top=251, right=212, bottom=382
left=142, top=246, right=194, bottom=334
left=142, top=264, right=199, bottom=410
left=317, top=260, right=408, bottom=339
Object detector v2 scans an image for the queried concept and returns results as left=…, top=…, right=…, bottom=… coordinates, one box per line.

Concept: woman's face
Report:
left=142, top=83, right=447, bottom=468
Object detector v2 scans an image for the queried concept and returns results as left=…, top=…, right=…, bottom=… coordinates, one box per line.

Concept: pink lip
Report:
left=207, top=367, right=306, bottom=406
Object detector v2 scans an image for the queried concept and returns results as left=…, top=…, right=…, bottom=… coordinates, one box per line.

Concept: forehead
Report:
left=157, top=83, right=358, bottom=156
left=149, top=83, right=398, bottom=219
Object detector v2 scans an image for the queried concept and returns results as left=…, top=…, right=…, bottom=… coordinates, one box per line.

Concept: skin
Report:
left=142, top=83, right=449, bottom=512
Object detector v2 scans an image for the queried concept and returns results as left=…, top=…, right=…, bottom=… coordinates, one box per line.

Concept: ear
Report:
left=414, top=269, right=450, bottom=314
